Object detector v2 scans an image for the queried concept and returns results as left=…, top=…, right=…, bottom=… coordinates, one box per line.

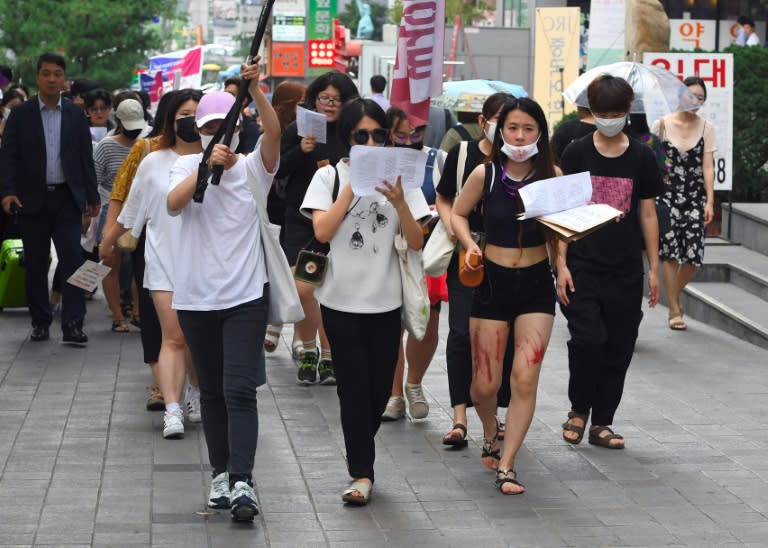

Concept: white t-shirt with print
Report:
left=168, top=149, right=277, bottom=311
left=118, top=149, right=182, bottom=291
left=300, top=160, right=430, bottom=314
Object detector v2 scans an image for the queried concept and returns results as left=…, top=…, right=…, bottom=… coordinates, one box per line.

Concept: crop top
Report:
left=482, top=162, right=546, bottom=248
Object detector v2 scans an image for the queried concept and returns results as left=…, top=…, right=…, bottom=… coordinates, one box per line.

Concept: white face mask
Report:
left=484, top=121, right=497, bottom=144
left=593, top=115, right=626, bottom=137
left=200, top=132, right=240, bottom=154
left=501, top=135, right=539, bottom=163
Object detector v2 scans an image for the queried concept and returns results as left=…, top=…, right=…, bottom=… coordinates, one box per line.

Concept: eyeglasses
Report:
left=351, top=128, right=388, bottom=145
left=317, top=94, right=341, bottom=106
left=391, top=128, right=425, bottom=145
left=88, top=106, right=109, bottom=113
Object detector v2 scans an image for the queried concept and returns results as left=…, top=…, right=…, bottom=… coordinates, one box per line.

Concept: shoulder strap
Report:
left=443, top=109, right=452, bottom=133
left=454, top=124, right=471, bottom=141
left=455, top=141, right=469, bottom=196
left=426, top=147, right=437, bottom=169
left=332, top=167, right=340, bottom=202
left=483, top=162, right=496, bottom=196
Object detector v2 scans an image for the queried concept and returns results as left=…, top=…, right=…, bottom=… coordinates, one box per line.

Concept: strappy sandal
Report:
left=495, top=469, right=525, bottom=495
left=481, top=435, right=500, bottom=470
left=588, top=425, right=625, bottom=449
left=561, top=410, right=589, bottom=445
left=496, top=417, right=505, bottom=441
left=341, top=479, right=372, bottom=505
left=263, top=324, right=282, bottom=353
left=442, top=423, right=468, bottom=448
left=111, top=319, right=130, bottom=333
left=668, top=309, right=687, bottom=331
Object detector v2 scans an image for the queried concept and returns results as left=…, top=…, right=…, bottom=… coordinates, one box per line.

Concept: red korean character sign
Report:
left=643, top=53, right=734, bottom=191
left=669, top=19, right=715, bottom=51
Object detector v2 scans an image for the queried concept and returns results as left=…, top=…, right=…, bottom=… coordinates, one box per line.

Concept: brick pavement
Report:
left=1, top=296, right=768, bottom=547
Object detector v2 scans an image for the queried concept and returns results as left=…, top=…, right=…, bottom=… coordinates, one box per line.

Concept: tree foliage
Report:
left=391, top=0, right=493, bottom=26
left=0, top=0, right=180, bottom=90
left=337, top=0, right=390, bottom=41
left=726, top=45, right=768, bottom=200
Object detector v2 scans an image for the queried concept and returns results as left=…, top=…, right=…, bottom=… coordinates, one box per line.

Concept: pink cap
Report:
left=196, top=91, right=235, bottom=128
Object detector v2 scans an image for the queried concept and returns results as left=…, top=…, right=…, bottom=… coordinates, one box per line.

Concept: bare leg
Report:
left=498, top=313, right=554, bottom=494
left=101, top=252, right=125, bottom=324
left=405, top=309, right=440, bottom=385
left=151, top=291, right=188, bottom=408
left=662, top=259, right=682, bottom=314
left=293, top=277, right=320, bottom=348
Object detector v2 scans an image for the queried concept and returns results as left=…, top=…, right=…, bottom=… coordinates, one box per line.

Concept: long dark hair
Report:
left=337, top=98, right=387, bottom=150
left=158, top=89, right=203, bottom=148
left=491, top=98, right=556, bottom=181
left=304, top=71, right=359, bottom=113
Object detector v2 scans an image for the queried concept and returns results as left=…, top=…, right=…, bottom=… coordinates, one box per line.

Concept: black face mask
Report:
left=394, top=141, right=423, bottom=150
left=176, top=116, right=200, bottom=143
left=123, top=128, right=142, bottom=140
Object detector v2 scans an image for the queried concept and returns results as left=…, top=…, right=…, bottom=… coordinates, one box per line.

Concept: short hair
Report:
left=7, top=83, right=30, bottom=99
left=490, top=98, right=556, bottom=181
left=83, top=89, right=112, bottom=109
left=305, top=71, right=359, bottom=111
left=37, top=52, right=66, bottom=73
left=1, top=89, right=24, bottom=108
left=271, top=80, right=306, bottom=131
left=159, top=88, right=203, bottom=148
left=224, top=76, right=241, bottom=89
left=683, top=75, right=707, bottom=100
left=738, top=16, right=754, bottom=27
left=587, top=75, right=634, bottom=113
left=70, top=79, right=99, bottom=98
left=336, top=98, right=386, bottom=149
left=370, top=75, right=387, bottom=93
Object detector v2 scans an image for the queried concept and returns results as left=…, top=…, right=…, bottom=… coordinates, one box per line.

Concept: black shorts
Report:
left=282, top=206, right=315, bottom=266
left=471, top=259, right=556, bottom=322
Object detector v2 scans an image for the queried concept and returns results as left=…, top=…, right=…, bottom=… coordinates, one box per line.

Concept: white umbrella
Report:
left=563, top=61, right=700, bottom=115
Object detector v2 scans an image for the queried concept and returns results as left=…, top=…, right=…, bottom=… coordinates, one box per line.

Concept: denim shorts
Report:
left=471, top=259, right=556, bottom=322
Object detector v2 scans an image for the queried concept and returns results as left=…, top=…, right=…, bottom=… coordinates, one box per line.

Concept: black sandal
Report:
left=495, top=469, right=525, bottom=495
left=561, top=410, right=589, bottom=445
left=496, top=417, right=505, bottom=441
left=442, top=423, right=468, bottom=448
left=481, top=435, right=500, bottom=470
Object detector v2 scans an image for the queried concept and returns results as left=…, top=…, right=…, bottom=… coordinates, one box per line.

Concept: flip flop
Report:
left=342, top=479, right=372, bottom=505
left=442, top=423, right=468, bottom=448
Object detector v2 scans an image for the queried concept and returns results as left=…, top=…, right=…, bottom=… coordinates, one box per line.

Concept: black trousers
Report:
left=445, top=254, right=512, bottom=409
left=131, top=229, right=161, bottom=364
left=321, top=305, right=401, bottom=483
left=560, top=265, right=644, bottom=426
left=19, top=186, right=85, bottom=327
left=178, top=296, right=268, bottom=486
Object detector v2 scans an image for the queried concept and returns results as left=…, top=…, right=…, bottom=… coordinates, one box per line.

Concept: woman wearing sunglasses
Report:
left=452, top=98, right=559, bottom=495
left=277, top=71, right=359, bottom=386
left=300, top=98, right=430, bottom=505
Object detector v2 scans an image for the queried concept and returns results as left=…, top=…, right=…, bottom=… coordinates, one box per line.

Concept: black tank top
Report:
left=482, top=162, right=546, bottom=248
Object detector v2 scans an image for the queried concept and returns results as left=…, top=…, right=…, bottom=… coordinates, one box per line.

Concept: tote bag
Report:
left=395, top=226, right=430, bottom=341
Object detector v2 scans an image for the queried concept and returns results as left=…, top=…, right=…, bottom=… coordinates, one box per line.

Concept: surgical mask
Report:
left=123, top=128, right=142, bottom=140
left=176, top=116, right=200, bottom=143
left=501, top=135, right=539, bottom=163
left=484, top=121, right=497, bottom=144
left=593, top=115, right=626, bottom=137
left=200, top=132, right=240, bottom=154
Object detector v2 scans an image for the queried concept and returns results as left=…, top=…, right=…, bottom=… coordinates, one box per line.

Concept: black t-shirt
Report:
left=436, top=139, right=487, bottom=232
left=550, top=120, right=595, bottom=165
left=561, top=135, right=663, bottom=273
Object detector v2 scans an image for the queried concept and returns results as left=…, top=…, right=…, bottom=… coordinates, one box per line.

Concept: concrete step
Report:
left=681, top=281, right=768, bottom=350
left=722, top=203, right=768, bottom=255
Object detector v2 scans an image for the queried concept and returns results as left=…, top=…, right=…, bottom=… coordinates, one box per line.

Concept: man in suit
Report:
left=0, top=52, right=100, bottom=345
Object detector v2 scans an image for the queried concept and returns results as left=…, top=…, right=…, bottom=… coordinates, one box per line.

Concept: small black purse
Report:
left=294, top=169, right=339, bottom=286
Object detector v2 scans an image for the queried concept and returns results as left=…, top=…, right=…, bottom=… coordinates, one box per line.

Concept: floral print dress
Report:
left=658, top=128, right=706, bottom=267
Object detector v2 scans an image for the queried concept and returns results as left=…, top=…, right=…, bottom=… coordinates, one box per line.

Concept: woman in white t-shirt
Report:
left=301, top=99, right=430, bottom=505
left=167, top=67, right=280, bottom=522
left=109, top=89, right=204, bottom=442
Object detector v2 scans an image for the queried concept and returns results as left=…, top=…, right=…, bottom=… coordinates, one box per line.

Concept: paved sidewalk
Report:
left=1, top=296, right=768, bottom=547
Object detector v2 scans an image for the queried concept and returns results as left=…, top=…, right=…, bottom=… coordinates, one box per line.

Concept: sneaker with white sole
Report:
left=318, top=359, right=336, bottom=385
left=208, top=472, right=231, bottom=508
left=297, top=351, right=318, bottom=385
left=381, top=396, right=405, bottom=421
left=185, top=387, right=201, bottom=423
left=230, top=481, right=259, bottom=521
left=405, top=383, right=429, bottom=419
left=162, top=408, right=184, bottom=439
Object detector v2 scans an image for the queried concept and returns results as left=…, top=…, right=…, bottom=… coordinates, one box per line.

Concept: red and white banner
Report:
left=389, top=1, right=445, bottom=127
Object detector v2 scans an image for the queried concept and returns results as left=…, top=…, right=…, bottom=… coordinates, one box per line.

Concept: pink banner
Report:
left=390, top=1, right=445, bottom=127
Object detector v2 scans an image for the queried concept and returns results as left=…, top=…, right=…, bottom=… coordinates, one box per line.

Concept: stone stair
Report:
left=658, top=203, right=768, bottom=349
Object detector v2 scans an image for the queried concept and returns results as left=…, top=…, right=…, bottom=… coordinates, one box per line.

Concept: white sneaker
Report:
left=405, top=383, right=429, bottom=419
left=208, top=472, right=231, bottom=509
left=381, top=396, right=405, bottom=421
left=230, top=481, right=259, bottom=521
left=162, top=408, right=184, bottom=439
left=185, top=386, right=201, bottom=423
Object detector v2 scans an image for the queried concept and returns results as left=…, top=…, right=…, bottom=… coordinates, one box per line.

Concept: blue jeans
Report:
left=177, top=291, right=268, bottom=486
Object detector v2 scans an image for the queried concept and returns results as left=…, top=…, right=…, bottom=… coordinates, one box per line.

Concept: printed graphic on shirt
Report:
left=348, top=201, right=391, bottom=253
left=590, top=176, right=633, bottom=215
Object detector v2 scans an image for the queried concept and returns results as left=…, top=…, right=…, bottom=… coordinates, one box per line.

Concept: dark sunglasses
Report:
left=351, top=128, right=388, bottom=145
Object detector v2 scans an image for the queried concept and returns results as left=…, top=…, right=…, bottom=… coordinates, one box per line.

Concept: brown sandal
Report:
left=481, top=435, right=500, bottom=470
left=111, top=319, right=130, bottom=333
left=561, top=410, right=589, bottom=444
left=442, top=423, right=468, bottom=448
left=588, top=425, right=625, bottom=449
left=495, top=469, right=525, bottom=495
